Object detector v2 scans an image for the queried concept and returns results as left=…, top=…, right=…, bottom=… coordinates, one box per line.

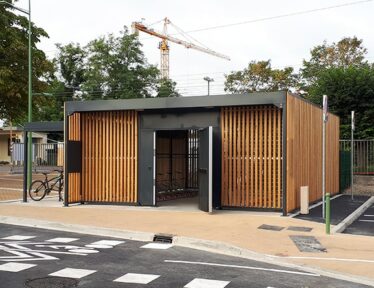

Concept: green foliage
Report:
left=54, top=28, right=160, bottom=101
left=308, top=66, right=374, bottom=139
left=224, top=60, right=298, bottom=93
left=301, top=37, right=368, bottom=85
left=0, top=0, right=54, bottom=124
left=156, top=79, right=179, bottom=97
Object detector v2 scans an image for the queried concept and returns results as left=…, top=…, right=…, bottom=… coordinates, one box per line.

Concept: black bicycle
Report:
left=29, top=169, right=64, bottom=201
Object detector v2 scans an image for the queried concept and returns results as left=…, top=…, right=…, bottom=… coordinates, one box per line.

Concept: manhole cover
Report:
left=289, top=235, right=327, bottom=253
left=258, top=224, right=285, bottom=231
left=25, top=277, right=79, bottom=288
left=287, top=226, right=313, bottom=232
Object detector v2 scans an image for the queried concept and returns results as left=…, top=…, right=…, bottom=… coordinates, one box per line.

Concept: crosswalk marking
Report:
left=49, top=268, right=96, bottom=279
left=85, top=240, right=124, bottom=249
left=359, top=219, right=374, bottom=222
left=0, top=262, right=36, bottom=272
left=2, top=235, right=36, bottom=241
left=184, top=278, right=230, bottom=288
left=114, top=273, right=160, bottom=284
left=141, top=243, right=173, bottom=250
left=47, top=238, right=78, bottom=243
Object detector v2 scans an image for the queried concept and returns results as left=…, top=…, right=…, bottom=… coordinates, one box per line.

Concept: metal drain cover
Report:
left=258, top=224, right=285, bottom=231
left=25, top=277, right=79, bottom=288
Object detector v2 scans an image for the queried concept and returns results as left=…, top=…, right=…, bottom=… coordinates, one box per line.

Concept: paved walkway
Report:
left=0, top=198, right=373, bottom=285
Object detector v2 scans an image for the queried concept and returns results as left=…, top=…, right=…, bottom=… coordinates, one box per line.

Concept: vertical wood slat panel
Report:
left=221, top=106, right=282, bottom=209
left=67, top=113, right=81, bottom=203
left=286, top=93, right=340, bottom=213
left=80, top=111, right=138, bottom=203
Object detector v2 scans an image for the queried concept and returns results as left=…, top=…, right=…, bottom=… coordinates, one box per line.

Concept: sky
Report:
left=13, top=0, right=374, bottom=96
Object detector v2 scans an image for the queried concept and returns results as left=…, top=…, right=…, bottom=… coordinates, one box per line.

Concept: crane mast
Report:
left=132, top=18, right=230, bottom=79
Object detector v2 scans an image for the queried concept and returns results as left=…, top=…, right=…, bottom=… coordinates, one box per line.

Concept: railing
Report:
left=11, top=142, right=64, bottom=169
left=340, top=140, right=374, bottom=175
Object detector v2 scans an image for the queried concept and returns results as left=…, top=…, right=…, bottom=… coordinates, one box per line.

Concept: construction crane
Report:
left=132, top=18, right=230, bottom=79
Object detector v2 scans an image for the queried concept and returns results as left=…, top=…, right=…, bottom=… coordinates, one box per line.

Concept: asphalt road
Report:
left=0, top=223, right=370, bottom=288
left=344, top=204, right=374, bottom=236
left=296, top=195, right=369, bottom=225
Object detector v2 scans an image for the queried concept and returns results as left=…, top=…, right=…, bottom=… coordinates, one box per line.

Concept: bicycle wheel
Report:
left=29, top=180, right=47, bottom=201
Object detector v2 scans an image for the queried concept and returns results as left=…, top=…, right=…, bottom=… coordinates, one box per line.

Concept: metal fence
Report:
left=340, top=140, right=374, bottom=174
left=11, top=142, right=64, bottom=169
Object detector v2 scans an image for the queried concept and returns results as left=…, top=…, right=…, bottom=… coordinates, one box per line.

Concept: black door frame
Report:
left=137, top=110, right=221, bottom=209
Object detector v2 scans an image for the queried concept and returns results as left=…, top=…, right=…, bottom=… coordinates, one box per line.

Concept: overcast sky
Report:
left=15, top=0, right=374, bottom=96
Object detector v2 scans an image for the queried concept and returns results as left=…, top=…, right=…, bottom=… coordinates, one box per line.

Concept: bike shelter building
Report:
left=64, top=91, right=340, bottom=215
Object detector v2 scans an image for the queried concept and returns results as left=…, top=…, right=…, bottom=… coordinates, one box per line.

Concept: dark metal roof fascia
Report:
left=24, top=121, right=64, bottom=132
left=65, top=92, right=286, bottom=115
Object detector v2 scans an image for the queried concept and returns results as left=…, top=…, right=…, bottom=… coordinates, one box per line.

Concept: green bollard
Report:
left=325, top=193, right=331, bottom=234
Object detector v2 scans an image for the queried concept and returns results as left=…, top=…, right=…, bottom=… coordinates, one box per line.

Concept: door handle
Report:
left=199, top=168, right=208, bottom=173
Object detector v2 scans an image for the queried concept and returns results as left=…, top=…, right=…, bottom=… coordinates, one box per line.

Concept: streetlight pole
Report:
left=203, top=77, right=214, bottom=96
left=0, top=0, right=32, bottom=195
left=27, top=0, right=32, bottom=198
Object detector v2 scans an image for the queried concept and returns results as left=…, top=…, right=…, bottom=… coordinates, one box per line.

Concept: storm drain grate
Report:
left=290, top=235, right=327, bottom=253
left=153, top=233, right=173, bottom=243
left=25, top=277, right=79, bottom=288
left=258, top=224, right=285, bottom=231
left=287, top=226, right=313, bottom=232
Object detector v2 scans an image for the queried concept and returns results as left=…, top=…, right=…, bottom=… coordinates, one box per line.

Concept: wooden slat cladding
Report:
left=221, top=106, right=282, bottom=209
left=80, top=111, right=138, bottom=203
left=286, top=94, right=339, bottom=213
left=68, top=113, right=81, bottom=203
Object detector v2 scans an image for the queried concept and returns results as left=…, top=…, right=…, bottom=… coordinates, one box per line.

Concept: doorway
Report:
left=155, top=128, right=212, bottom=212
left=155, top=130, right=198, bottom=207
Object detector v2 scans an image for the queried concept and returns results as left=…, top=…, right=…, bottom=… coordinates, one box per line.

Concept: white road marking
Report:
left=67, top=249, right=98, bottom=254
left=85, top=240, right=124, bottom=249
left=114, top=273, right=160, bottom=284
left=359, top=219, right=374, bottom=223
left=184, top=278, right=230, bottom=288
left=165, top=260, right=319, bottom=277
left=0, top=242, right=96, bottom=262
left=47, top=238, right=78, bottom=243
left=364, top=214, right=374, bottom=217
left=0, top=262, right=36, bottom=272
left=49, top=268, right=96, bottom=279
left=270, top=255, right=374, bottom=263
left=85, top=244, right=113, bottom=249
left=141, top=243, right=173, bottom=250
left=2, top=235, right=35, bottom=241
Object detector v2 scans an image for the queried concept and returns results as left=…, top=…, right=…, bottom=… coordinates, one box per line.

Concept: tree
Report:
left=301, top=37, right=368, bottom=84
left=55, top=43, right=86, bottom=96
left=156, top=79, right=179, bottom=97
left=224, top=60, right=298, bottom=93
left=81, top=27, right=159, bottom=100
left=308, top=66, right=374, bottom=139
left=0, top=0, right=53, bottom=125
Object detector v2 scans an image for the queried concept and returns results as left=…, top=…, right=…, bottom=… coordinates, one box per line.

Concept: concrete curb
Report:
left=333, top=196, right=374, bottom=234
left=1, top=216, right=374, bottom=287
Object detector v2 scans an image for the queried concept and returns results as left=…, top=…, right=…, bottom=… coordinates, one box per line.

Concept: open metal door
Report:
left=138, top=130, right=156, bottom=206
left=198, top=126, right=213, bottom=212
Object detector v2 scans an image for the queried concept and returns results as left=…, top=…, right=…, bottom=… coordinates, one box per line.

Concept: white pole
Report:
left=351, top=111, right=355, bottom=200
left=322, top=95, right=328, bottom=219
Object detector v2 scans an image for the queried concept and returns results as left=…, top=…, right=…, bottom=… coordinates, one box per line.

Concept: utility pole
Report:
left=203, top=77, right=214, bottom=96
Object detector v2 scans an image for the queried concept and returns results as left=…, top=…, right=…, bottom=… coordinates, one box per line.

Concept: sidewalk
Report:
left=0, top=198, right=373, bottom=285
